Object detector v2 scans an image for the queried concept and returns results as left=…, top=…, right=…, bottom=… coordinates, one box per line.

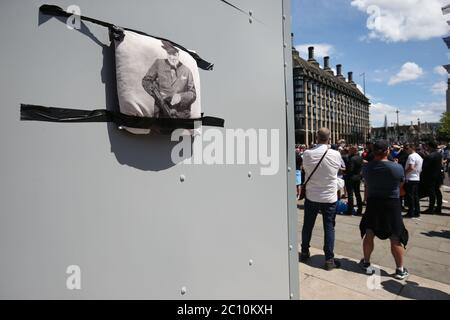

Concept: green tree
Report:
left=437, top=112, right=450, bottom=141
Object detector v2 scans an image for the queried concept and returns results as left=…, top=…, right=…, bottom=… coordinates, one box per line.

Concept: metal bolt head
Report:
left=289, top=245, right=293, bottom=251
left=248, top=171, right=252, bottom=178
left=249, top=17, right=253, bottom=24
left=249, top=10, right=253, bottom=16
left=181, top=286, right=187, bottom=295
left=180, top=175, right=185, bottom=182
left=290, top=293, right=294, bottom=299
left=249, top=259, right=253, bottom=266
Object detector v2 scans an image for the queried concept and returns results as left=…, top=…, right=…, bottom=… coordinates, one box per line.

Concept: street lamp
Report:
left=396, top=109, right=400, bottom=141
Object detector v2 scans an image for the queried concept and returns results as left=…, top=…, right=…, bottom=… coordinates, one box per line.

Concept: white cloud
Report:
left=370, top=102, right=397, bottom=127
left=408, top=102, right=446, bottom=122
left=370, top=101, right=445, bottom=127
left=434, top=65, right=448, bottom=76
left=431, top=81, right=447, bottom=95
left=295, top=44, right=335, bottom=60
left=351, top=0, right=450, bottom=42
left=388, top=62, right=424, bottom=85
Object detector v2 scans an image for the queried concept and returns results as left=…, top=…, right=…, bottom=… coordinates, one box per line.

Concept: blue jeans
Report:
left=301, top=199, right=337, bottom=261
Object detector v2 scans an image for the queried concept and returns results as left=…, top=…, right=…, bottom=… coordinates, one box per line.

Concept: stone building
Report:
left=292, top=45, right=370, bottom=145
left=371, top=121, right=440, bottom=143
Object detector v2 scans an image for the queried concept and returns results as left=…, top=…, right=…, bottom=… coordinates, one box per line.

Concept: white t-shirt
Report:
left=405, top=152, right=423, bottom=182
left=302, top=144, right=342, bottom=203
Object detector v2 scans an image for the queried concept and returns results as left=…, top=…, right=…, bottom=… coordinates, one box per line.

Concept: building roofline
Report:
left=292, top=50, right=370, bottom=104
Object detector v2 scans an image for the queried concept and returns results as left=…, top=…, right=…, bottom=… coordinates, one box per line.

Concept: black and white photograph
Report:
left=114, top=30, right=201, bottom=134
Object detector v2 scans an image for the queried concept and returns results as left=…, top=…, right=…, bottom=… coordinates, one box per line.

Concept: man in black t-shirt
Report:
left=359, top=140, right=409, bottom=280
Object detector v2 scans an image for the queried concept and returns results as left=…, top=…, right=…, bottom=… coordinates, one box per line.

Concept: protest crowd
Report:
left=296, top=128, right=450, bottom=280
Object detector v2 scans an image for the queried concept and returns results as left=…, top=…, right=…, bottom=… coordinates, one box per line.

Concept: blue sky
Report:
left=291, top=0, right=450, bottom=127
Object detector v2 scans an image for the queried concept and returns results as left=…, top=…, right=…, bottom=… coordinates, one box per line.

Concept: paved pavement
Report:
left=300, top=248, right=450, bottom=300
left=297, top=184, right=450, bottom=299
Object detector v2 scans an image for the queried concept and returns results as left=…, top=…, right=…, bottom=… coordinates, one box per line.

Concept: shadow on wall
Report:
left=38, top=11, right=186, bottom=171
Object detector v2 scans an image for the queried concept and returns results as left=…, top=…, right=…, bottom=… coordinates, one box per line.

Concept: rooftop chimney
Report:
left=323, top=56, right=334, bottom=75
left=308, top=46, right=314, bottom=61
left=307, top=46, right=320, bottom=67
left=348, top=72, right=353, bottom=83
left=336, top=64, right=345, bottom=80
left=348, top=72, right=357, bottom=86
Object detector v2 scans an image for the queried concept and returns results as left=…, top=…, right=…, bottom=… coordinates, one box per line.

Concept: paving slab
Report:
left=407, top=247, right=450, bottom=267
left=439, top=242, right=450, bottom=254
left=300, top=275, right=372, bottom=300
left=407, top=236, right=444, bottom=251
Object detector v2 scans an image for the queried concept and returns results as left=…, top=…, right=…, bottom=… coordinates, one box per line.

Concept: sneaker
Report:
left=403, top=214, right=413, bottom=219
left=324, top=259, right=341, bottom=271
left=395, top=268, right=409, bottom=280
left=359, top=259, right=375, bottom=275
left=299, top=251, right=310, bottom=263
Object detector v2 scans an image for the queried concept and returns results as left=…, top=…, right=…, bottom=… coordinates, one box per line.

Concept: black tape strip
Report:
left=20, top=104, right=224, bottom=129
left=218, top=0, right=249, bottom=16
left=39, top=4, right=214, bottom=71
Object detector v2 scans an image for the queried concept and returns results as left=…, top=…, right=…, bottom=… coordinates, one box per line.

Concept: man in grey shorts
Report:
left=359, top=140, right=409, bottom=280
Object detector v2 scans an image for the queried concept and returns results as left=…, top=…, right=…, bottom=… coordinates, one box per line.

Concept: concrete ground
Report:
left=297, top=184, right=450, bottom=300
left=299, top=247, right=450, bottom=300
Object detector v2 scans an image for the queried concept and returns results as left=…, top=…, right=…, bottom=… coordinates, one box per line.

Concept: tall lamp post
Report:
left=396, top=109, right=400, bottom=142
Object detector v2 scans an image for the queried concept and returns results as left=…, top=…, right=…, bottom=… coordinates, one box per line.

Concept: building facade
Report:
left=371, top=122, right=440, bottom=144
left=292, top=45, right=370, bottom=145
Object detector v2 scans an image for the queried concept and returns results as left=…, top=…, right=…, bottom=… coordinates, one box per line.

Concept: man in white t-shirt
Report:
left=404, top=144, right=423, bottom=218
left=300, top=128, right=343, bottom=271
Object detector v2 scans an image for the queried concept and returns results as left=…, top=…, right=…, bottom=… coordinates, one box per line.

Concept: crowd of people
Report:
left=296, top=128, right=449, bottom=280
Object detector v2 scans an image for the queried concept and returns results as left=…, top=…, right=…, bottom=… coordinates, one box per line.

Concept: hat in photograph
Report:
left=161, top=40, right=179, bottom=54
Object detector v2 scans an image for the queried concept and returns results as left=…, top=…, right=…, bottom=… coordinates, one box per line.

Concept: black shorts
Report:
left=359, top=198, right=409, bottom=247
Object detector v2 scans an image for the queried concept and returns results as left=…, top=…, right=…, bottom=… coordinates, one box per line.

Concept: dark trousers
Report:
left=345, top=178, right=363, bottom=215
left=428, top=182, right=443, bottom=211
left=301, top=199, right=337, bottom=261
left=405, top=181, right=420, bottom=216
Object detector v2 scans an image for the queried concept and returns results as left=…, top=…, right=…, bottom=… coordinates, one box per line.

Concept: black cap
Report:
left=373, top=140, right=389, bottom=153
